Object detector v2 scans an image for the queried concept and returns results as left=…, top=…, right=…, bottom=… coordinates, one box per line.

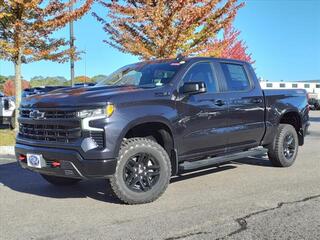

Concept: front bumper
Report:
left=15, top=143, right=117, bottom=179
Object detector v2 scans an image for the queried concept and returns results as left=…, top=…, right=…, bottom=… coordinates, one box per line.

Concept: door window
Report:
left=221, top=63, right=251, bottom=91
left=182, top=62, right=218, bottom=93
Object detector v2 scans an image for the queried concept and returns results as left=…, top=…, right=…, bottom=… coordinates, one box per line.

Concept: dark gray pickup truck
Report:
left=16, top=57, right=309, bottom=204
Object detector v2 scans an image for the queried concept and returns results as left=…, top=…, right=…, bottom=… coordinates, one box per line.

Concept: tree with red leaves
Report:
left=3, top=79, right=30, bottom=97
left=202, top=26, right=254, bottom=63
left=94, top=0, right=244, bottom=60
left=0, top=0, right=94, bottom=127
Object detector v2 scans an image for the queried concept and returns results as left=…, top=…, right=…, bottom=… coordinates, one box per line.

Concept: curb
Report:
left=0, top=146, right=14, bottom=155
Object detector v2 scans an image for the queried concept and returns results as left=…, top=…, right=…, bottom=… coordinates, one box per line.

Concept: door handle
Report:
left=252, top=98, right=263, bottom=104
left=214, top=99, right=225, bottom=106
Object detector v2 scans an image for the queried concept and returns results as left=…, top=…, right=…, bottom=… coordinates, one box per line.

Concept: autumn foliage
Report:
left=74, top=76, right=92, bottom=83
left=0, top=0, right=94, bottom=63
left=0, top=0, right=93, bottom=128
left=94, top=0, right=244, bottom=60
left=3, top=79, right=30, bottom=96
left=202, top=26, right=254, bottom=63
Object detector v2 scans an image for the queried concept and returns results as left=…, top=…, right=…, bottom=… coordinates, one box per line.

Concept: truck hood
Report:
left=21, top=85, right=144, bottom=108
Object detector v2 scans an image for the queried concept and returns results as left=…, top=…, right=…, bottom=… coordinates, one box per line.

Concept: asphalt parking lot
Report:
left=0, top=112, right=319, bottom=240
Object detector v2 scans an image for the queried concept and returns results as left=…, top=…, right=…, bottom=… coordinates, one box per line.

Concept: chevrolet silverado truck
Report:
left=16, top=57, right=309, bottom=204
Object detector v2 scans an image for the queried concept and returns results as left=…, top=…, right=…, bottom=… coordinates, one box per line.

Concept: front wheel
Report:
left=267, top=124, right=299, bottom=167
left=109, top=138, right=171, bottom=204
left=41, top=174, right=81, bottom=186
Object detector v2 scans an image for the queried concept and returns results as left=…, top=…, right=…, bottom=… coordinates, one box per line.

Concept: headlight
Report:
left=77, top=104, right=115, bottom=119
left=77, top=108, right=105, bottom=118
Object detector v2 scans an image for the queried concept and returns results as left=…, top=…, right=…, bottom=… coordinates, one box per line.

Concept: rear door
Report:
left=175, top=61, right=229, bottom=158
left=218, top=62, right=265, bottom=151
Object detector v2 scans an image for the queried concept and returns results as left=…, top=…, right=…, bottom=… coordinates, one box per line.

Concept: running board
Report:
left=178, top=147, right=268, bottom=171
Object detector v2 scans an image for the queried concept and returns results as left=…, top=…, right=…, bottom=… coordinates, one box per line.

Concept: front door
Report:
left=175, top=61, right=229, bottom=159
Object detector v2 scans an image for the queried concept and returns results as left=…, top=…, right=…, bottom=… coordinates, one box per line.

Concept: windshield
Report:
left=97, top=61, right=185, bottom=88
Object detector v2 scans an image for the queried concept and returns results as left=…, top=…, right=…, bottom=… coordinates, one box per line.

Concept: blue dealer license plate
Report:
left=27, top=154, right=44, bottom=168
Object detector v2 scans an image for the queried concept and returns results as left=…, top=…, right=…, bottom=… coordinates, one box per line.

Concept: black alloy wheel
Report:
left=268, top=124, right=299, bottom=167
left=283, top=133, right=296, bottom=159
left=109, top=138, right=171, bottom=204
left=123, top=153, right=160, bottom=192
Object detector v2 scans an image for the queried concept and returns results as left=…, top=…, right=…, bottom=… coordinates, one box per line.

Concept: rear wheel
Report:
left=109, top=138, right=171, bottom=204
left=267, top=124, right=299, bottom=167
left=41, top=174, right=81, bottom=186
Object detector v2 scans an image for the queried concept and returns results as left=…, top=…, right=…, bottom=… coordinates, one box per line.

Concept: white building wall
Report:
left=259, top=81, right=320, bottom=99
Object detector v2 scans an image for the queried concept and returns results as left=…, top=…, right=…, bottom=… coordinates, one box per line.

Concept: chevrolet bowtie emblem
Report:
left=29, top=110, right=45, bottom=119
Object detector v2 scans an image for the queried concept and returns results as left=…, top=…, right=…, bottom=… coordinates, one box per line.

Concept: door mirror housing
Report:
left=182, top=82, right=207, bottom=95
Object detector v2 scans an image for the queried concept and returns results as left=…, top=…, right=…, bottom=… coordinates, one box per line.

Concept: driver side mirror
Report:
left=182, top=82, right=207, bottom=95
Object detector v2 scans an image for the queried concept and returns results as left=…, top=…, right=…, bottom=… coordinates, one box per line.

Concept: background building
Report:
left=260, top=80, right=320, bottom=99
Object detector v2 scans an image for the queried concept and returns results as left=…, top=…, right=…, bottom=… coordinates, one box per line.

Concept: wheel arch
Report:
left=116, top=117, right=178, bottom=175
left=278, top=110, right=303, bottom=145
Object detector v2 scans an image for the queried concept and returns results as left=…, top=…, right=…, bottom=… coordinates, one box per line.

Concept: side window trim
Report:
left=178, top=61, right=221, bottom=93
left=218, top=62, right=254, bottom=93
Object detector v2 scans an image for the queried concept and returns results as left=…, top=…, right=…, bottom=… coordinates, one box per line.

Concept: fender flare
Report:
left=114, top=116, right=175, bottom=156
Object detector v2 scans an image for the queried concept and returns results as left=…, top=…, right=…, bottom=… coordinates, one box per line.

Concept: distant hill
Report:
left=0, top=74, right=109, bottom=91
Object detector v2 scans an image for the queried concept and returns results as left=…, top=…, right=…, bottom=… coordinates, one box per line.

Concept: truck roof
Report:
left=141, top=56, right=249, bottom=65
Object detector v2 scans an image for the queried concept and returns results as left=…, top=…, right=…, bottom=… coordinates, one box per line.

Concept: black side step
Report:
left=178, top=147, right=268, bottom=171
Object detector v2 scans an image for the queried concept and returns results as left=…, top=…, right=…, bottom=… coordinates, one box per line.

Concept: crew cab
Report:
left=16, top=57, right=309, bottom=204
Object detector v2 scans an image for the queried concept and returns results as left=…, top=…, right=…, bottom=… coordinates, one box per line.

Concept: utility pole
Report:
left=69, top=3, right=75, bottom=86
left=84, top=46, right=87, bottom=83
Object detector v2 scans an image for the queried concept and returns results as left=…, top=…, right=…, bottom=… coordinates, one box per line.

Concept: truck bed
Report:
left=261, top=88, right=309, bottom=146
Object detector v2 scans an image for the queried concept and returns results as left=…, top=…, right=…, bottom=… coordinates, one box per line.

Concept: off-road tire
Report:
left=109, top=138, right=171, bottom=204
left=267, top=124, right=299, bottom=167
left=41, top=174, right=81, bottom=186
left=10, top=113, right=15, bottom=130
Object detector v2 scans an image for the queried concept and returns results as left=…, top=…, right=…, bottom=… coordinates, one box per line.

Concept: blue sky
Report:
left=0, top=0, right=319, bottom=81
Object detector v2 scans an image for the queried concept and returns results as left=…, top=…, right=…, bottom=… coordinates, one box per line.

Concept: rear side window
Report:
left=221, top=63, right=251, bottom=91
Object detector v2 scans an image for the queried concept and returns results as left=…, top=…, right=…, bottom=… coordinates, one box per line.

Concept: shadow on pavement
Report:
left=0, top=155, right=271, bottom=203
left=0, top=161, right=121, bottom=204
left=170, top=155, right=272, bottom=183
